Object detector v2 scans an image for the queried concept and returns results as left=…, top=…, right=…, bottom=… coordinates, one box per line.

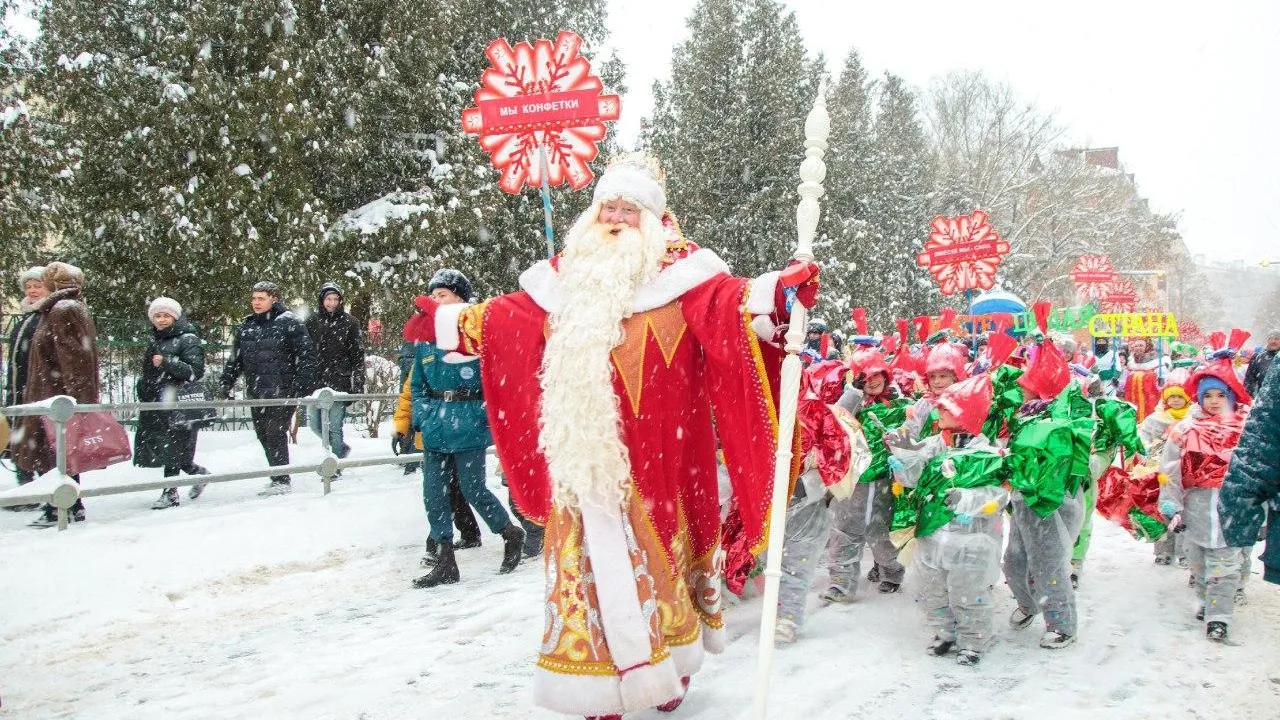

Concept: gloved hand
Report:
left=774, top=261, right=821, bottom=312
left=883, top=427, right=923, bottom=452
left=1169, top=513, right=1185, bottom=534
left=851, top=372, right=867, bottom=390
left=391, top=433, right=404, bottom=455
left=217, top=386, right=234, bottom=400
left=770, top=323, right=790, bottom=346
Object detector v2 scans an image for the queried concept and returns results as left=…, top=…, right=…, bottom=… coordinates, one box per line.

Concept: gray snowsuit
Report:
left=777, top=469, right=834, bottom=630
left=1003, top=487, right=1085, bottom=636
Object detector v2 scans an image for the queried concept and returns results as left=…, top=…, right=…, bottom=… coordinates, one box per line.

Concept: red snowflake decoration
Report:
left=916, top=210, right=1011, bottom=296
left=1098, top=277, right=1138, bottom=312
left=1179, top=321, right=1207, bottom=347
left=1069, top=254, right=1117, bottom=300
left=461, top=31, right=621, bottom=194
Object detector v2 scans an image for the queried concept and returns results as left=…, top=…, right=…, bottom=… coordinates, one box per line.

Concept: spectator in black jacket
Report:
left=220, top=281, right=318, bottom=495
left=304, top=282, right=365, bottom=459
left=3, top=267, right=46, bottom=509
left=1244, top=330, right=1279, bottom=398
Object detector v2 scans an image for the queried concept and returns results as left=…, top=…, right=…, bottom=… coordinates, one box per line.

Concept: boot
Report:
left=259, top=479, right=292, bottom=496
left=1206, top=621, right=1228, bottom=642
left=866, top=564, right=881, bottom=583
left=499, top=523, right=526, bottom=574
left=1009, top=606, right=1038, bottom=630
left=412, top=543, right=459, bottom=588
left=956, top=649, right=981, bottom=666
left=421, top=538, right=441, bottom=568
left=877, top=581, right=901, bottom=594
left=926, top=636, right=956, bottom=656
left=585, top=716, right=622, bottom=720
left=152, top=488, right=180, bottom=509
left=454, top=535, right=482, bottom=550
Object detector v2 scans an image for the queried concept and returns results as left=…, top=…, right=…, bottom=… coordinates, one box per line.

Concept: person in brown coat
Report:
left=12, top=262, right=100, bottom=526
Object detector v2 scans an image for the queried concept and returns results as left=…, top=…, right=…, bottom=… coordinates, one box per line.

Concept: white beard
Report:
left=538, top=210, right=668, bottom=510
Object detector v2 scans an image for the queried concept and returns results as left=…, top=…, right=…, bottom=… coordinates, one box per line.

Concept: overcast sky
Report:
left=606, top=0, right=1280, bottom=264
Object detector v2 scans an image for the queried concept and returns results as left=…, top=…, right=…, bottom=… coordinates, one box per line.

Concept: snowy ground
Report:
left=3, top=424, right=1280, bottom=719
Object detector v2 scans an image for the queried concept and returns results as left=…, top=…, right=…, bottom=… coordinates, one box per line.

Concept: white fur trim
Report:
left=519, top=248, right=732, bottom=315
left=593, top=164, right=666, bottom=219
left=619, top=657, right=684, bottom=712
left=579, top=502, right=652, bottom=670
left=18, top=266, right=44, bottom=289
left=750, top=315, right=778, bottom=343
left=532, top=655, right=685, bottom=716
left=697, top=622, right=725, bottom=654
left=746, top=270, right=781, bottom=315
left=434, top=302, right=468, bottom=351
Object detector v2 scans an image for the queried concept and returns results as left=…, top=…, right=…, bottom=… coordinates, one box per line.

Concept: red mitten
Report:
left=773, top=261, right=821, bottom=314
left=402, top=295, right=440, bottom=343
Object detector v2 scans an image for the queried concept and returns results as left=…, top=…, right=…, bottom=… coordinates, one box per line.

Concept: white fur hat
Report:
left=591, top=153, right=666, bottom=219
left=148, top=296, right=183, bottom=323
left=18, top=266, right=44, bottom=289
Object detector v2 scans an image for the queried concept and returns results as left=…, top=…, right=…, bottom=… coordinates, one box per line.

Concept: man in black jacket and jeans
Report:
left=220, top=281, right=318, bottom=494
left=305, top=282, right=365, bottom=459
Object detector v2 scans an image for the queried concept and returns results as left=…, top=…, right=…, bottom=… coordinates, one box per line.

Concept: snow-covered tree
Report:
left=645, top=0, right=819, bottom=277
left=0, top=0, right=66, bottom=281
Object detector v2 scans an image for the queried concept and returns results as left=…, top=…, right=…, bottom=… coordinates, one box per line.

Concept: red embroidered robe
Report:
left=433, top=244, right=788, bottom=716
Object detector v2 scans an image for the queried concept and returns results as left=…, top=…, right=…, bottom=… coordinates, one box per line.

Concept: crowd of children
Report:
left=772, top=304, right=1262, bottom=664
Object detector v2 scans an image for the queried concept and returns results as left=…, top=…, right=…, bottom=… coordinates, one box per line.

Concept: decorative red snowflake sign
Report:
left=1179, top=320, right=1207, bottom=347
left=461, top=31, right=621, bottom=195
left=916, top=210, right=1011, bottom=296
left=1099, top=277, right=1139, bottom=312
left=1069, top=255, right=1117, bottom=300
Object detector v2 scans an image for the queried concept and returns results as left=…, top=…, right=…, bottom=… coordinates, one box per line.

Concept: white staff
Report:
left=751, top=82, right=830, bottom=719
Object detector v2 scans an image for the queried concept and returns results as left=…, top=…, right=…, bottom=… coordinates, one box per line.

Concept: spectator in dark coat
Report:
left=4, top=266, right=46, bottom=508
left=219, top=281, right=318, bottom=494
left=304, top=282, right=365, bottom=458
left=1220, top=361, right=1280, bottom=584
left=1243, top=330, right=1280, bottom=398
left=134, top=297, right=211, bottom=509
left=13, top=262, right=98, bottom=525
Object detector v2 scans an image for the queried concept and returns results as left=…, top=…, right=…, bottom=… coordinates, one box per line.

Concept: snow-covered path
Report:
left=2, top=427, right=1279, bottom=719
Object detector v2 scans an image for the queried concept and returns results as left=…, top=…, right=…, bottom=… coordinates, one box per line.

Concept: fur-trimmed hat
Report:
left=591, top=153, right=666, bottom=220
left=427, top=268, right=473, bottom=302
left=148, top=297, right=182, bottom=323
left=18, top=266, right=45, bottom=290
left=42, top=262, right=84, bottom=291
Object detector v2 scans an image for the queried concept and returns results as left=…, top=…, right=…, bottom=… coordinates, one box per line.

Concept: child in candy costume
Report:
left=775, top=360, right=869, bottom=643
left=1159, top=331, right=1253, bottom=643
left=823, top=346, right=911, bottom=601
left=1140, top=384, right=1192, bottom=565
left=885, top=373, right=1009, bottom=666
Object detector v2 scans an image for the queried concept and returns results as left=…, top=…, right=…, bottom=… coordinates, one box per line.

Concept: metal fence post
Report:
left=48, top=395, right=79, bottom=532
left=315, top=388, right=337, bottom=495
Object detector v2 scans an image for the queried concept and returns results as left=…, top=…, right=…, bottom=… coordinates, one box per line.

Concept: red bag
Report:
left=42, top=412, right=132, bottom=476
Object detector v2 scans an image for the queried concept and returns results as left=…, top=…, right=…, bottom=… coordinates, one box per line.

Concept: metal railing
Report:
left=0, top=389, right=420, bottom=530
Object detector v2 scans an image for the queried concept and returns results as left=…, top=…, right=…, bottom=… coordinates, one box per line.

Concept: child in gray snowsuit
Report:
left=885, top=374, right=1008, bottom=666
left=776, top=361, right=871, bottom=644
left=822, top=350, right=910, bottom=602
left=1159, top=359, right=1252, bottom=643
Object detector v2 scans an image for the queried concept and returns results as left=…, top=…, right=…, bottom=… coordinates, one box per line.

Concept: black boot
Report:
left=499, top=523, right=526, bottom=574
left=421, top=538, right=440, bottom=567
left=412, top=543, right=459, bottom=588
